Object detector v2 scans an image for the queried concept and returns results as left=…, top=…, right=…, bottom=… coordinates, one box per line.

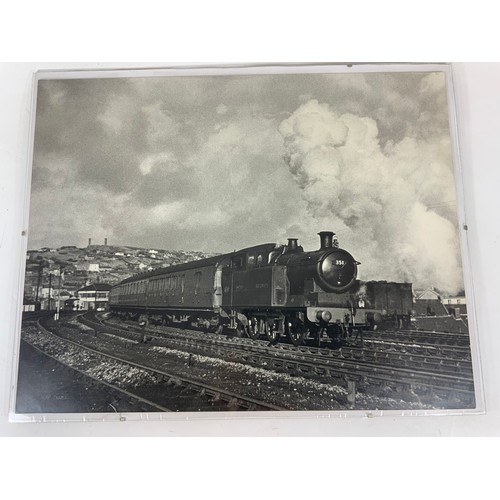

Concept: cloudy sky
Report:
left=28, top=67, right=464, bottom=293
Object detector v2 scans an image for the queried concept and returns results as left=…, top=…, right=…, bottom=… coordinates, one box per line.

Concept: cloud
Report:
left=141, top=101, right=181, bottom=146
left=133, top=156, right=198, bottom=208
left=216, top=103, right=228, bottom=115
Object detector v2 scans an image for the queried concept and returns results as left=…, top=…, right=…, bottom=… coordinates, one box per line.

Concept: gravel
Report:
left=19, top=320, right=441, bottom=412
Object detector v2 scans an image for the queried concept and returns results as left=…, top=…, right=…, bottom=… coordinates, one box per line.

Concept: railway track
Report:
left=356, top=337, right=472, bottom=361
left=25, top=319, right=286, bottom=412
left=82, top=313, right=475, bottom=404
left=94, top=314, right=473, bottom=377
left=363, top=329, right=472, bottom=348
left=20, top=338, right=169, bottom=414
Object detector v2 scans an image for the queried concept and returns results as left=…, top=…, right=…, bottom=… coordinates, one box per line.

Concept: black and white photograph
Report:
left=12, top=64, right=482, bottom=418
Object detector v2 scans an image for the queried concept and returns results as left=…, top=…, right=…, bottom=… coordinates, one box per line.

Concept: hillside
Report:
left=23, top=244, right=219, bottom=301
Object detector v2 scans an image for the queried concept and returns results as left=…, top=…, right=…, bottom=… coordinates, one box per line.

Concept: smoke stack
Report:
left=318, top=231, right=335, bottom=250
left=104, top=238, right=108, bottom=246
left=88, top=238, right=91, bottom=247
left=286, top=238, right=299, bottom=252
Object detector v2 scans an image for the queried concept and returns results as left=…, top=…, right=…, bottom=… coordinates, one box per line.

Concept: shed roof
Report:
left=77, top=283, right=112, bottom=293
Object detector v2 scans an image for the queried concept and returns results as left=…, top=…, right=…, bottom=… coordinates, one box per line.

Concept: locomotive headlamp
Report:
left=316, top=310, right=332, bottom=322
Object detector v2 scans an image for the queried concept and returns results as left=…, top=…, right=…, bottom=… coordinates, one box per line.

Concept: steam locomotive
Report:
left=108, top=232, right=413, bottom=346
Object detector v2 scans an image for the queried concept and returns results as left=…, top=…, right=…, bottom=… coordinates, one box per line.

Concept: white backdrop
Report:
left=1, top=62, right=499, bottom=436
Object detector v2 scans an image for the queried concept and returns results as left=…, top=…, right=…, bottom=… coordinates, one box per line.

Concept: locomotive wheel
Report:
left=235, top=323, right=245, bottom=338
left=311, top=326, right=323, bottom=347
left=312, top=327, right=323, bottom=348
left=265, top=322, right=280, bottom=343
left=287, top=320, right=306, bottom=347
left=247, top=318, right=261, bottom=340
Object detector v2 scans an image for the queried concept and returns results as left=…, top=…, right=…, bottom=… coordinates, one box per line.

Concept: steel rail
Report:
left=83, top=313, right=475, bottom=395
left=37, top=318, right=286, bottom=412
left=98, top=314, right=473, bottom=378
left=20, top=338, right=171, bottom=412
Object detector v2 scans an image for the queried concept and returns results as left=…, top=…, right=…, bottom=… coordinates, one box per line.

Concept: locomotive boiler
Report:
left=108, top=231, right=413, bottom=346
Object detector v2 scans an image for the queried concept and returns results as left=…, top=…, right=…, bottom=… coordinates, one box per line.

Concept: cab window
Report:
left=231, top=255, right=245, bottom=270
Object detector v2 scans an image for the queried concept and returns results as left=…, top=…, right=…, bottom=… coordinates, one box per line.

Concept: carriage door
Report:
left=221, top=253, right=245, bottom=307
left=214, top=266, right=223, bottom=309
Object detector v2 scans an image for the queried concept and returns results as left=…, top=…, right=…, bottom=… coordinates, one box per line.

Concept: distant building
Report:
left=23, top=298, right=36, bottom=312
left=64, top=297, right=79, bottom=311
left=88, top=263, right=100, bottom=272
left=413, top=288, right=449, bottom=316
left=76, top=283, right=112, bottom=311
left=442, top=295, right=468, bottom=319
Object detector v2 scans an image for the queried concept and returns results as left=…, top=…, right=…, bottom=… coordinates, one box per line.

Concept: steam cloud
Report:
left=279, top=99, right=463, bottom=294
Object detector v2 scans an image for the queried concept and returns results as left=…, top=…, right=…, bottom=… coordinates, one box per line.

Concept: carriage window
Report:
left=247, top=255, right=255, bottom=266
left=256, top=254, right=263, bottom=265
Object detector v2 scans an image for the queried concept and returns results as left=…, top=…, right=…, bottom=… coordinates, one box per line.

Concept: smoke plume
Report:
left=279, top=99, right=463, bottom=294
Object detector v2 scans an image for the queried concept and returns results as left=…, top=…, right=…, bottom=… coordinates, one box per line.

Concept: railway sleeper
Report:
left=180, top=384, right=199, bottom=394
left=298, top=364, right=312, bottom=373
left=226, top=397, right=243, bottom=410
left=313, top=366, right=327, bottom=376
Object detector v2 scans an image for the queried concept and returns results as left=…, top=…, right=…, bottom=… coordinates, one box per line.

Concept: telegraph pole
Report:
left=35, top=261, right=43, bottom=311
left=55, top=264, right=63, bottom=320
left=48, top=273, right=52, bottom=311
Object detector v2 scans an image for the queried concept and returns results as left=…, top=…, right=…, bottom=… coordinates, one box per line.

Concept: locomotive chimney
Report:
left=286, top=238, right=299, bottom=252
left=318, top=231, right=335, bottom=250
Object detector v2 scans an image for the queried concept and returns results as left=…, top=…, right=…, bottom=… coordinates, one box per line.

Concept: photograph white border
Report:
left=5, top=62, right=486, bottom=426
left=0, top=63, right=498, bottom=436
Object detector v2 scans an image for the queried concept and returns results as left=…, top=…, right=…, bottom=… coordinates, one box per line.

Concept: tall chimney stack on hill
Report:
left=104, top=238, right=108, bottom=246
left=88, top=238, right=91, bottom=247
